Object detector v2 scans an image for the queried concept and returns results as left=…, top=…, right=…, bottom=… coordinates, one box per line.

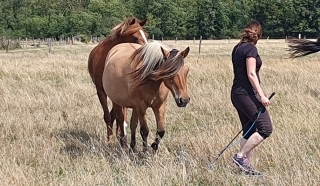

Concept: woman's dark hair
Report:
left=240, top=21, right=262, bottom=45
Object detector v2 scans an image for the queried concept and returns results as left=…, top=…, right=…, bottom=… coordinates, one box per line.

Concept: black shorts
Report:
left=231, top=93, right=273, bottom=139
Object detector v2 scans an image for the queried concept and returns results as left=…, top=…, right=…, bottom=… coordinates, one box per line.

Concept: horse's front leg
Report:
left=151, top=100, right=167, bottom=151
left=129, top=109, right=139, bottom=152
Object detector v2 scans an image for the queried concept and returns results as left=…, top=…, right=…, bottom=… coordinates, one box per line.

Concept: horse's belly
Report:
left=103, top=65, right=132, bottom=106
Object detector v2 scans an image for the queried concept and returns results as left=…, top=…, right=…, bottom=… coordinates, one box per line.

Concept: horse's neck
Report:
left=139, top=80, right=169, bottom=100
left=100, top=37, right=121, bottom=52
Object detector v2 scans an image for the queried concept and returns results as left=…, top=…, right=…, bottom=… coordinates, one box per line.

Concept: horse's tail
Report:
left=288, top=38, right=320, bottom=58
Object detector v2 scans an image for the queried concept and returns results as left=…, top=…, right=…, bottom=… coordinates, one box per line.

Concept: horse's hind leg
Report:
left=110, top=108, right=116, bottom=133
left=151, top=101, right=167, bottom=151
left=114, top=107, right=129, bottom=136
left=96, top=88, right=113, bottom=141
left=129, top=109, right=139, bottom=152
left=112, top=102, right=128, bottom=149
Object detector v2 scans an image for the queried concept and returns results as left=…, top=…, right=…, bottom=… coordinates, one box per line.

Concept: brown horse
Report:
left=88, top=18, right=149, bottom=141
left=288, top=38, right=320, bottom=58
left=102, top=41, right=190, bottom=152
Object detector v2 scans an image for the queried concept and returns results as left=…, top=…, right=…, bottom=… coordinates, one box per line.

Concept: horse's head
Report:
left=111, top=18, right=149, bottom=45
left=130, top=42, right=190, bottom=107
left=162, top=47, right=191, bottom=107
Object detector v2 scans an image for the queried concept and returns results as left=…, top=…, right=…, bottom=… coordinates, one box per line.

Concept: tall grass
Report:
left=0, top=40, right=319, bottom=185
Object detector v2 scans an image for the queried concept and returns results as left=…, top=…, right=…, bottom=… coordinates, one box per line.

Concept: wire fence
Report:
left=1, top=35, right=318, bottom=54
left=0, top=36, right=103, bottom=53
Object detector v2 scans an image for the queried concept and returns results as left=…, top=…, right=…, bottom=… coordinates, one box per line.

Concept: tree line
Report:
left=0, top=0, right=319, bottom=41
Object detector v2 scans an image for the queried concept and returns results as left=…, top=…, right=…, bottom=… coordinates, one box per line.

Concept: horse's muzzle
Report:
left=176, top=97, right=190, bottom=107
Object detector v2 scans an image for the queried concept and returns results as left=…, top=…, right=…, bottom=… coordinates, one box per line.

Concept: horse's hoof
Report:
left=121, top=147, right=130, bottom=155
left=151, top=142, right=158, bottom=150
left=130, top=147, right=137, bottom=154
left=107, top=135, right=113, bottom=142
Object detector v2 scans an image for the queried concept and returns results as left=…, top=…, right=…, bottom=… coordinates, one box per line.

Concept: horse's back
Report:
left=106, top=43, right=141, bottom=65
left=105, top=43, right=141, bottom=77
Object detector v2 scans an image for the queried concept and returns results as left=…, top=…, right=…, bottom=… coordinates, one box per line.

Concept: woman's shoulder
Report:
left=233, top=42, right=256, bottom=53
left=241, top=42, right=258, bottom=54
left=239, top=42, right=256, bottom=49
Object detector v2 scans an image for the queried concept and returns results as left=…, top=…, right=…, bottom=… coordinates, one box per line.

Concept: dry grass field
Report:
left=1, top=39, right=320, bottom=186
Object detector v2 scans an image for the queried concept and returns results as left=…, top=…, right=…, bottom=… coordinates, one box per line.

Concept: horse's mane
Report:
left=129, top=40, right=185, bottom=88
left=288, top=38, right=320, bottom=58
left=109, top=18, right=142, bottom=40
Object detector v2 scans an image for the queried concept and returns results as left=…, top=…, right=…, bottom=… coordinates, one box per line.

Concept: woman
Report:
left=231, top=21, right=272, bottom=175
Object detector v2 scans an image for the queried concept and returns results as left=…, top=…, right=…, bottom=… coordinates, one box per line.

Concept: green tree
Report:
left=195, top=0, right=231, bottom=39
left=1, top=0, right=319, bottom=40
left=292, top=0, right=320, bottom=37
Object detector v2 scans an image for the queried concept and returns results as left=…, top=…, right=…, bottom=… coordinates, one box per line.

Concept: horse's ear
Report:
left=180, top=47, right=190, bottom=58
left=160, top=47, right=170, bottom=59
left=139, top=19, right=147, bottom=26
left=130, top=18, right=137, bottom=25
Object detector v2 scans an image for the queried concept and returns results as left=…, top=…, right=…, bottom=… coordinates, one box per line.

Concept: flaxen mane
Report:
left=129, top=41, right=185, bottom=88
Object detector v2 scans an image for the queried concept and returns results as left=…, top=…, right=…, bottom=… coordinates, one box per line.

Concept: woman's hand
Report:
left=260, top=96, right=270, bottom=107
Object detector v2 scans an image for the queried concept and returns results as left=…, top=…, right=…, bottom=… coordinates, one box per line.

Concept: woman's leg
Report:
left=239, top=132, right=264, bottom=158
left=231, top=94, right=272, bottom=173
left=240, top=139, right=249, bottom=159
left=233, top=96, right=256, bottom=160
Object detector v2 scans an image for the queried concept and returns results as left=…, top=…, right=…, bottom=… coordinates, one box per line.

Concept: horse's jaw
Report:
left=162, top=81, right=190, bottom=107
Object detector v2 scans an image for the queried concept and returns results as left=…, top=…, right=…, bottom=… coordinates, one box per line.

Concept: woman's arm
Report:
left=246, top=57, right=270, bottom=106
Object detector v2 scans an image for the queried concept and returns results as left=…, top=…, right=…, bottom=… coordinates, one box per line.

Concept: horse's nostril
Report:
left=179, top=98, right=183, bottom=104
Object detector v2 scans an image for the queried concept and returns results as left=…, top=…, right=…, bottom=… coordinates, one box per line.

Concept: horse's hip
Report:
left=88, top=47, right=108, bottom=88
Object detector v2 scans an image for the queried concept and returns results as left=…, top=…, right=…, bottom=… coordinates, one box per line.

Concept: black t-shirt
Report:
left=231, top=42, right=262, bottom=95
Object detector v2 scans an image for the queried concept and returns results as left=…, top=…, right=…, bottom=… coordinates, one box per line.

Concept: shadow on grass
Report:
left=54, top=129, right=151, bottom=164
left=54, top=128, right=215, bottom=170
left=55, top=129, right=123, bottom=158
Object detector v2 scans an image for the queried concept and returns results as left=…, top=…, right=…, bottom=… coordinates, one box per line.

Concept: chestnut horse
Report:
left=88, top=18, right=149, bottom=141
left=102, top=41, right=190, bottom=152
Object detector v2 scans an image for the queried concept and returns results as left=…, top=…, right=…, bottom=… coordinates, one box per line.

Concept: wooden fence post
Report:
left=199, top=36, right=202, bottom=54
left=48, top=38, right=52, bottom=53
left=6, top=40, right=9, bottom=53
